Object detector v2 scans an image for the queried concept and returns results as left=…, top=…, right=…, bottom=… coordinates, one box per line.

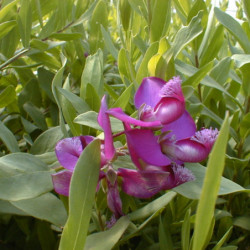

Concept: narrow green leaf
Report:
left=0, top=85, right=16, bottom=108
left=119, top=0, right=131, bottom=31
left=182, top=208, right=191, bottom=250
left=243, top=0, right=250, bottom=23
left=101, top=25, right=118, bottom=60
left=171, top=11, right=203, bottom=58
left=57, top=87, right=90, bottom=114
left=209, top=57, right=232, bottom=85
left=0, top=0, right=17, bottom=23
left=212, top=227, right=233, bottom=250
left=61, top=76, right=82, bottom=136
left=199, top=24, right=224, bottom=66
left=0, top=121, right=20, bottom=153
left=52, top=58, right=68, bottom=137
left=17, top=0, right=32, bottom=48
left=0, top=20, right=17, bottom=40
left=84, top=216, right=130, bottom=250
left=129, top=191, right=177, bottom=221
left=150, top=0, right=171, bottom=42
left=49, top=33, right=82, bottom=41
left=59, top=140, right=101, bottom=250
left=111, top=83, right=133, bottom=109
left=89, top=0, right=108, bottom=53
left=192, top=113, right=230, bottom=250
left=214, top=7, right=250, bottom=53
left=74, top=111, right=123, bottom=132
left=118, top=48, right=136, bottom=84
left=23, top=102, right=48, bottom=131
left=159, top=215, right=173, bottom=250
left=182, top=60, right=214, bottom=87
left=136, top=42, right=159, bottom=84
left=80, top=49, right=104, bottom=98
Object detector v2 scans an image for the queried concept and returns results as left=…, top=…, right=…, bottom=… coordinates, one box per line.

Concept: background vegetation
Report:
left=0, top=0, right=249, bottom=249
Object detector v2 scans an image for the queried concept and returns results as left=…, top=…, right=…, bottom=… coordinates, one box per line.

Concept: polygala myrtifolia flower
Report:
left=52, top=76, right=218, bottom=226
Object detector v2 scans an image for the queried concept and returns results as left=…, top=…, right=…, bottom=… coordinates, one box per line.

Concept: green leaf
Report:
left=101, top=25, right=118, bottom=60
left=150, top=0, right=171, bottom=42
left=84, top=216, right=130, bottom=250
left=23, top=102, right=48, bottom=131
left=171, top=11, right=203, bottom=58
left=57, top=87, right=90, bottom=114
left=159, top=215, right=173, bottom=250
left=59, top=140, right=101, bottom=250
left=192, top=113, right=230, bottom=250
left=89, top=0, right=108, bottom=53
left=74, top=111, right=123, bottom=132
left=0, top=153, right=53, bottom=201
left=181, top=208, right=191, bottom=250
left=243, top=0, right=250, bottom=23
left=0, top=200, right=28, bottom=216
left=0, top=0, right=17, bottom=23
left=174, top=163, right=246, bottom=200
left=233, top=216, right=250, bottom=231
left=30, top=126, right=64, bottom=155
left=80, top=49, right=104, bottom=98
left=214, top=7, right=250, bottom=53
left=85, top=84, right=101, bottom=112
left=118, top=48, right=136, bottom=84
left=75, top=0, right=90, bottom=19
left=49, top=33, right=82, bottom=41
left=129, top=191, right=177, bottom=221
left=37, top=67, right=55, bottom=102
left=0, top=85, right=16, bottom=108
left=199, top=24, right=224, bottom=66
left=209, top=57, right=232, bottom=85
left=60, top=76, right=82, bottom=136
left=119, top=0, right=131, bottom=31
left=11, top=193, right=67, bottom=227
left=0, top=20, right=17, bottom=40
left=17, top=0, right=32, bottom=48
left=182, top=60, right=214, bottom=87
left=111, top=83, right=133, bottom=109
left=0, top=121, right=20, bottom=153
left=52, top=58, right=68, bottom=137
left=212, top=227, right=233, bottom=250
left=136, top=42, right=159, bottom=84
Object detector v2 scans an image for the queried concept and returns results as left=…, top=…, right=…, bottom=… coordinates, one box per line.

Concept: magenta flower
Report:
left=52, top=135, right=95, bottom=196
left=52, top=93, right=196, bottom=224
left=135, top=76, right=185, bottom=125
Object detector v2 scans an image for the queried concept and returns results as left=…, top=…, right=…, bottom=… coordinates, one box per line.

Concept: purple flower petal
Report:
left=162, top=110, right=196, bottom=140
left=51, top=170, right=72, bottom=196
left=118, top=168, right=170, bottom=198
left=161, top=138, right=210, bottom=162
left=154, top=97, right=185, bottom=124
left=55, top=136, right=94, bottom=171
left=125, top=129, right=171, bottom=168
left=106, top=167, right=123, bottom=218
left=159, top=76, right=184, bottom=101
left=107, top=108, right=162, bottom=128
left=191, top=128, right=219, bottom=152
left=171, top=164, right=195, bottom=186
left=98, top=96, right=115, bottom=161
left=134, top=77, right=166, bottom=109
left=107, top=181, right=123, bottom=218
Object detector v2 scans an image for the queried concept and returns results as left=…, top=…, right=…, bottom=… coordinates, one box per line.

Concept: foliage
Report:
left=0, top=0, right=249, bottom=249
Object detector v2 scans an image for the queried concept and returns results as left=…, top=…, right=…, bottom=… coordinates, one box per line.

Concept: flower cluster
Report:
left=52, top=76, right=218, bottom=225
